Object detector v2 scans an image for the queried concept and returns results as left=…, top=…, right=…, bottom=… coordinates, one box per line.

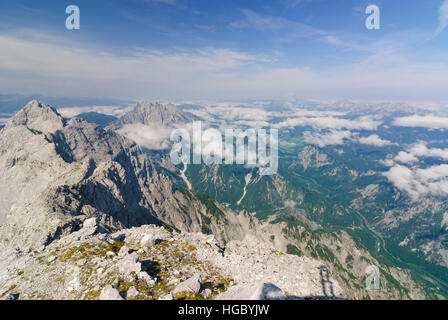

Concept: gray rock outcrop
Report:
left=172, top=273, right=202, bottom=297
left=100, top=286, right=123, bottom=300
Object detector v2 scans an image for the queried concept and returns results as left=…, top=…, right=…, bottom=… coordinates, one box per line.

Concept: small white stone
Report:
left=201, top=288, right=212, bottom=299
left=158, top=293, right=173, bottom=300
left=106, top=251, right=115, bottom=257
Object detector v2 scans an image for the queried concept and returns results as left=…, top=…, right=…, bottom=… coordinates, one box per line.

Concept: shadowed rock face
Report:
left=53, top=118, right=137, bottom=165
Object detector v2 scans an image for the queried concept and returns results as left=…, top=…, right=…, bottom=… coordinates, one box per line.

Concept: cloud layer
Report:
left=57, top=106, right=129, bottom=118
left=303, top=130, right=353, bottom=147
left=303, top=131, right=394, bottom=148
left=393, top=114, right=448, bottom=129
left=383, top=142, right=448, bottom=199
left=393, top=142, right=448, bottom=164
left=383, top=164, right=448, bottom=199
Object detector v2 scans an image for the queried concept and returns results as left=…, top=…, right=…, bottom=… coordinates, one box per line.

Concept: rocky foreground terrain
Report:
left=0, top=218, right=342, bottom=300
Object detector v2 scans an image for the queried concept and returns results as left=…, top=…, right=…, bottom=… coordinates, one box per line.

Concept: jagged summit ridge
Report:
left=109, top=100, right=196, bottom=129
left=6, top=100, right=65, bottom=134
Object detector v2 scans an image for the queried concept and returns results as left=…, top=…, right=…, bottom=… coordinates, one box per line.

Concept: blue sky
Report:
left=0, top=0, right=447, bottom=102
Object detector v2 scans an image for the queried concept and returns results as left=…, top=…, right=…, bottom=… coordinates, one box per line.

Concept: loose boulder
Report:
left=99, top=285, right=123, bottom=300
left=172, top=273, right=202, bottom=298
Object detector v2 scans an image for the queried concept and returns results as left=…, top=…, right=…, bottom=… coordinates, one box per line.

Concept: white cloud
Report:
left=303, top=130, right=353, bottom=147
left=275, top=116, right=381, bottom=130
left=383, top=165, right=419, bottom=198
left=205, top=105, right=272, bottom=122
left=383, top=141, right=448, bottom=199
left=304, top=131, right=396, bottom=148
left=0, top=32, right=267, bottom=99
left=392, top=142, right=448, bottom=164
left=232, top=120, right=271, bottom=128
left=229, top=9, right=359, bottom=51
left=393, top=114, right=448, bottom=129
left=394, top=151, right=419, bottom=164
left=409, top=142, right=448, bottom=160
left=197, top=103, right=351, bottom=129
left=229, top=9, right=323, bottom=37
left=379, top=159, right=396, bottom=167
left=356, top=134, right=395, bottom=147
left=435, top=0, right=448, bottom=37
left=117, top=124, right=174, bottom=150
left=0, top=34, right=256, bottom=78
left=384, top=164, right=448, bottom=199
left=57, top=106, right=129, bottom=118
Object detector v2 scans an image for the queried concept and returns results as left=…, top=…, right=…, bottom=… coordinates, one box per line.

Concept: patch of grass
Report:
left=116, top=280, right=133, bottom=294
left=0, top=284, right=17, bottom=299
left=286, top=244, right=303, bottom=257
left=271, top=250, right=285, bottom=256
left=84, top=290, right=101, bottom=300
left=109, top=241, right=125, bottom=254
left=201, top=225, right=212, bottom=235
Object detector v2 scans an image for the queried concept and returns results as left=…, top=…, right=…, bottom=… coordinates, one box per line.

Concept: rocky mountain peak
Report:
left=109, top=100, right=195, bottom=129
left=6, top=100, right=65, bottom=134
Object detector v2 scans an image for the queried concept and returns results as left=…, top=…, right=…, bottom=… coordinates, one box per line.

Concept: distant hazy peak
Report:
left=109, top=100, right=196, bottom=129
left=135, top=100, right=177, bottom=111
